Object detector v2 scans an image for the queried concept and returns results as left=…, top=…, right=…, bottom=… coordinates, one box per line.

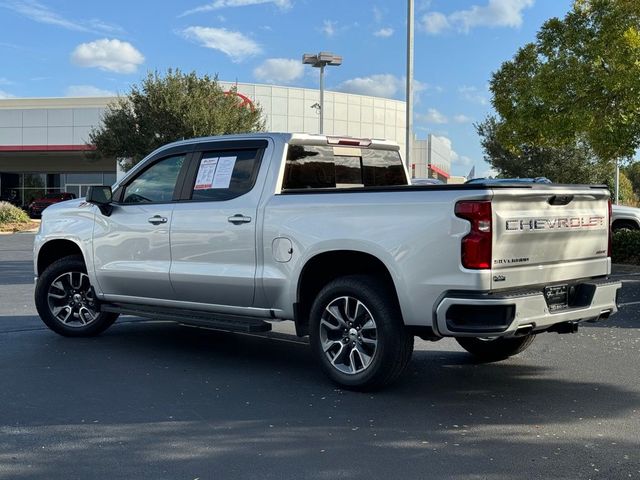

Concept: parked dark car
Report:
left=28, top=192, right=76, bottom=218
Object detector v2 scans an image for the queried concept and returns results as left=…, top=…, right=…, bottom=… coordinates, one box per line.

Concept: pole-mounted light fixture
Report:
left=302, top=52, right=342, bottom=134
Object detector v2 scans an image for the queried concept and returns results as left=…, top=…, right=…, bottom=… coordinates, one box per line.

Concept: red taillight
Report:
left=608, top=199, right=612, bottom=257
left=455, top=200, right=492, bottom=269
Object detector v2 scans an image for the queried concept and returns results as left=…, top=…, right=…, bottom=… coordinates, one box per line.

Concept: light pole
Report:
left=302, top=52, right=342, bottom=134
left=406, top=0, right=414, bottom=176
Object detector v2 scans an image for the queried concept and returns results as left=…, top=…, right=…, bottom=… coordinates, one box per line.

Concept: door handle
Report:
left=148, top=215, right=168, bottom=225
left=227, top=214, right=252, bottom=225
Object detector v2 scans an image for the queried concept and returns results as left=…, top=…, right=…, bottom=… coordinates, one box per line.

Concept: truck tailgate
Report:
left=490, top=186, right=610, bottom=290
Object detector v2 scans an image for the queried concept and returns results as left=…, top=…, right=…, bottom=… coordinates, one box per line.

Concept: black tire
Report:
left=456, top=334, right=536, bottom=362
left=35, top=255, right=118, bottom=337
left=612, top=221, right=639, bottom=233
left=309, top=275, right=414, bottom=391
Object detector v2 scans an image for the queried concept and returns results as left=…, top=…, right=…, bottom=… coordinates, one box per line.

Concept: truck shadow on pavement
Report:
left=1, top=319, right=638, bottom=479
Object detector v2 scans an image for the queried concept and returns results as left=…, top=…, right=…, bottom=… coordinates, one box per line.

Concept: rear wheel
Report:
left=309, top=275, right=413, bottom=390
left=612, top=220, right=639, bottom=233
left=456, top=335, right=536, bottom=362
left=35, top=255, right=118, bottom=337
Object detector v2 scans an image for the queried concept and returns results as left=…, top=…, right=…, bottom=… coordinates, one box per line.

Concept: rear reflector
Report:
left=455, top=201, right=492, bottom=269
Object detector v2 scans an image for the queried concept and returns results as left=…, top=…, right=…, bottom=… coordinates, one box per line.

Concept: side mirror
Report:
left=86, top=186, right=113, bottom=216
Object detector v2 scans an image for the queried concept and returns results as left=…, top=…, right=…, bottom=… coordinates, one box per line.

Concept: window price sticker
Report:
left=193, top=156, right=237, bottom=190
left=194, top=157, right=219, bottom=190
left=211, top=156, right=236, bottom=189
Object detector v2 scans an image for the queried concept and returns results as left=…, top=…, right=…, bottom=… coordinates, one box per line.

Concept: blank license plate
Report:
left=544, top=284, right=568, bottom=311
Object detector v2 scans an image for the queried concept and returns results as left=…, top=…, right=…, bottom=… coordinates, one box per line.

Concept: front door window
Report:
left=122, top=156, right=185, bottom=204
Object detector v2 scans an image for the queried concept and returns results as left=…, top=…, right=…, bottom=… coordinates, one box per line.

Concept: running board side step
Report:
left=101, top=303, right=272, bottom=333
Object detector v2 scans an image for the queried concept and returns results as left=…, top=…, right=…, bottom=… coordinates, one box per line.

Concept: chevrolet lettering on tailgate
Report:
left=505, top=215, right=606, bottom=232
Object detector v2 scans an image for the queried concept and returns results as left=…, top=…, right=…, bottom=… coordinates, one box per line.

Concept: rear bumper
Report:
left=435, top=278, right=622, bottom=337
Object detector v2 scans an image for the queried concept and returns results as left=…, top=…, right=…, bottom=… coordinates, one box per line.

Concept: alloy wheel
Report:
left=319, top=295, right=378, bottom=375
left=47, top=272, right=99, bottom=327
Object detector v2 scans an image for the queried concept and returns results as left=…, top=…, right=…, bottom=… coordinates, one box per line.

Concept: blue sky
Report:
left=0, top=0, right=574, bottom=176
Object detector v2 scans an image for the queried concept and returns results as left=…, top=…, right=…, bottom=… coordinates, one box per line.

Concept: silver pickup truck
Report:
left=34, top=133, right=622, bottom=389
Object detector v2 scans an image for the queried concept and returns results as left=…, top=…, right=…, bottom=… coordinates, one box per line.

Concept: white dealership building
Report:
left=0, top=81, right=451, bottom=206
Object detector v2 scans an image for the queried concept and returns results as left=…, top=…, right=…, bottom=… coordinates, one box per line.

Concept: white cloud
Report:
left=321, top=20, right=337, bottom=37
left=420, top=0, right=534, bottom=34
left=65, top=85, right=116, bottom=97
left=453, top=152, right=474, bottom=168
left=482, top=167, right=498, bottom=178
left=428, top=134, right=475, bottom=172
left=0, top=89, right=16, bottom=99
left=451, top=0, right=534, bottom=31
left=71, top=39, right=144, bottom=74
left=459, top=85, right=489, bottom=105
left=434, top=135, right=474, bottom=169
left=418, top=108, right=448, bottom=124
left=180, top=0, right=291, bottom=17
left=372, top=6, right=383, bottom=23
left=0, top=77, right=13, bottom=85
left=253, top=58, right=304, bottom=84
left=420, top=12, right=450, bottom=34
left=337, top=74, right=433, bottom=100
left=0, top=0, right=122, bottom=34
left=181, top=26, right=262, bottom=62
left=453, top=114, right=472, bottom=123
left=374, top=27, right=394, bottom=38
left=337, top=74, right=404, bottom=98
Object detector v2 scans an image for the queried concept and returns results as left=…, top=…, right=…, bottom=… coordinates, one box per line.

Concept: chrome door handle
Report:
left=227, top=214, right=252, bottom=225
left=148, top=215, right=168, bottom=225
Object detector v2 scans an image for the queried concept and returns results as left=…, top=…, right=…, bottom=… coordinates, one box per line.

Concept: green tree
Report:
left=476, top=116, right=612, bottom=184
left=608, top=170, right=638, bottom=206
left=488, top=0, right=640, bottom=165
left=90, top=69, right=264, bottom=170
left=623, top=161, right=640, bottom=197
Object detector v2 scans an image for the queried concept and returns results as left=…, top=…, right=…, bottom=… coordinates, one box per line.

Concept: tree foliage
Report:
left=610, top=170, right=638, bottom=206
left=489, top=0, right=640, bottom=163
left=623, top=161, right=640, bottom=198
left=476, top=116, right=612, bottom=184
left=89, top=69, right=265, bottom=170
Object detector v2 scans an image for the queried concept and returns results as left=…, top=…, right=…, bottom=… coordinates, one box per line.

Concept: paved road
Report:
left=1, top=234, right=639, bottom=480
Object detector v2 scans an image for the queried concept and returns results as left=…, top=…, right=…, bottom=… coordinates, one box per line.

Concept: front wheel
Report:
left=309, top=275, right=414, bottom=391
left=456, top=335, right=536, bottom=362
left=35, top=255, right=119, bottom=337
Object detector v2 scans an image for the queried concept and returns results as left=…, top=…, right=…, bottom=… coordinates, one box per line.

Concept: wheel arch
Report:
left=37, top=239, right=85, bottom=276
left=294, top=249, right=401, bottom=337
left=612, top=217, right=640, bottom=231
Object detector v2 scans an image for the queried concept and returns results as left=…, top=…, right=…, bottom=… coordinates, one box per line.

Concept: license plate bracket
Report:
left=544, top=284, right=569, bottom=311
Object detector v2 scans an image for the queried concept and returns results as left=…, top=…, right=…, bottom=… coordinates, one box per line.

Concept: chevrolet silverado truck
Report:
left=34, top=133, right=622, bottom=389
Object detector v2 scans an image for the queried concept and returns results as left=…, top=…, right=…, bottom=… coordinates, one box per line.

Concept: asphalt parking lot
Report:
left=1, top=233, right=639, bottom=480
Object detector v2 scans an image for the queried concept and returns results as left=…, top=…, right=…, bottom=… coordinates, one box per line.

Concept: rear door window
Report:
left=188, top=149, right=262, bottom=202
left=283, top=144, right=406, bottom=190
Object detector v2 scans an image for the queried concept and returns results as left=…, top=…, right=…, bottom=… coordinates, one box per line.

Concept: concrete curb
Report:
left=0, top=228, right=39, bottom=235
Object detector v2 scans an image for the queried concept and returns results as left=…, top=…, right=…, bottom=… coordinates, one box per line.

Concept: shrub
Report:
left=612, top=230, right=640, bottom=265
left=0, top=201, right=30, bottom=225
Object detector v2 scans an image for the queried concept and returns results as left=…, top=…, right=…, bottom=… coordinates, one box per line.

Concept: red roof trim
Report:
left=0, top=144, right=95, bottom=152
left=428, top=164, right=450, bottom=179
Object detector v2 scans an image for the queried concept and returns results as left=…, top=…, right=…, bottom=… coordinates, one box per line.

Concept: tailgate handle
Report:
left=548, top=195, right=574, bottom=206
